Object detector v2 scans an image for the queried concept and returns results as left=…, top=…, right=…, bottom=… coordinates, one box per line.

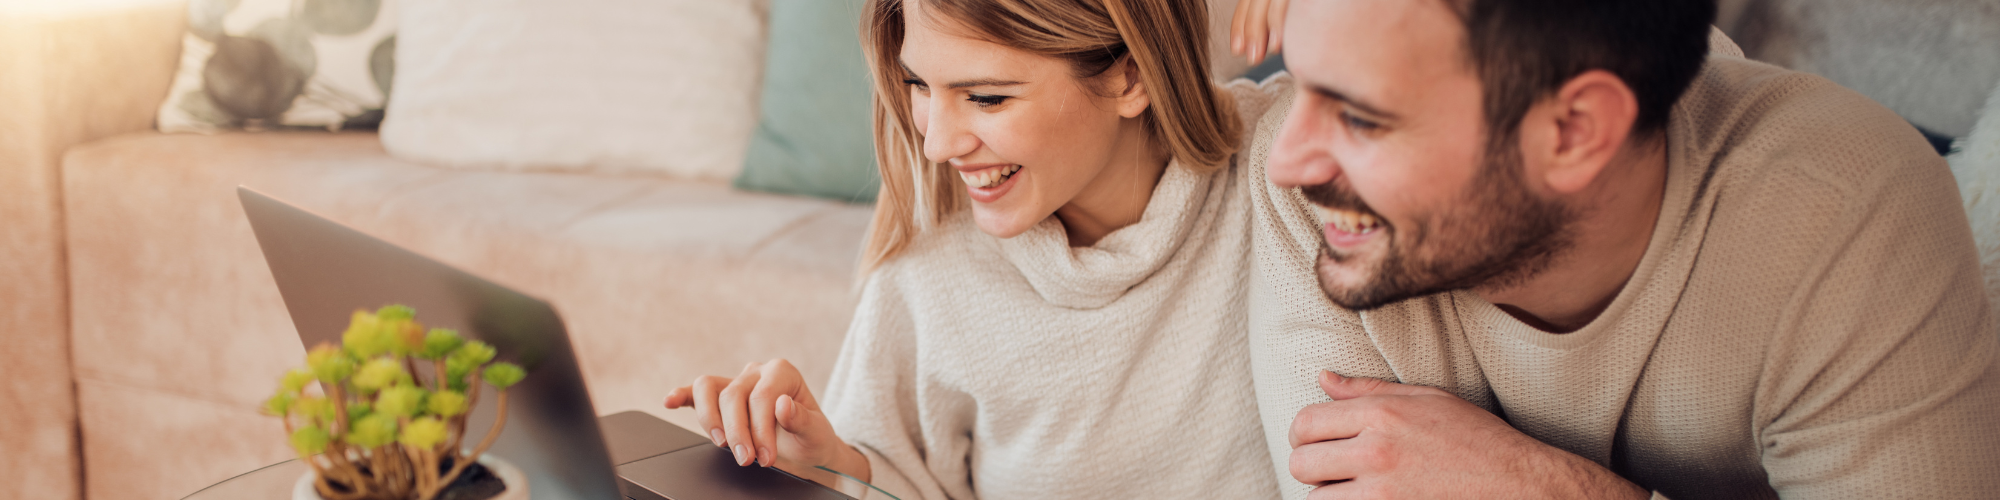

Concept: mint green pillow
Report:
left=732, top=0, right=880, bottom=203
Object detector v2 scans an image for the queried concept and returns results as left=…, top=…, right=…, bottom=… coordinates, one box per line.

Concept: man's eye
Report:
left=967, top=94, right=1010, bottom=107
left=1340, top=111, right=1382, bottom=132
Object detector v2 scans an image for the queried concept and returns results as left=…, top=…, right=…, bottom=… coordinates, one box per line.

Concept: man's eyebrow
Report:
left=1307, top=82, right=1399, bottom=120
left=897, top=61, right=1025, bottom=89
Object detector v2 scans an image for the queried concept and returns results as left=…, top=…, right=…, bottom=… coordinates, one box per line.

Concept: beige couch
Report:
left=4, top=3, right=872, bottom=499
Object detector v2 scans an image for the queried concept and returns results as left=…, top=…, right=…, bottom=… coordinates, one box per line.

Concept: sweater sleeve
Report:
left=820, top=270, right=976, bottom=500
left=1748, top=116, right=2000, bottom=498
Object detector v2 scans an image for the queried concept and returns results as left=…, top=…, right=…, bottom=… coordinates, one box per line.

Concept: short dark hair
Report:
left=1449, top=0, right=1716, bottom=143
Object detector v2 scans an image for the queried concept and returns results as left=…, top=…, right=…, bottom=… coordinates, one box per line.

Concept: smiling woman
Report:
left=861, top=0, right=1242, bottom=265
left=659, top=0, right=1303, bottom=498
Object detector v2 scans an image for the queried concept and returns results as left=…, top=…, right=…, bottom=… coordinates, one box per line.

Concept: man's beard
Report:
left=1303, top=142, right=1576, bottom=311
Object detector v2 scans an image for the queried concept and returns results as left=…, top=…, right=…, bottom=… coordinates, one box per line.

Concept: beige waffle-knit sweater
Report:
left=818, top=80, right=1292, bottom=500
left=1243, top=57, right=2000, bottom=498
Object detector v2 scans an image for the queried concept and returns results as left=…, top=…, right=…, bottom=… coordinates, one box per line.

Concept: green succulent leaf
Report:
left=261, top=391, right=296, bottom=417
left=293, top=396, right=335, bottom=424
left=426, top=389, right=469, bottom=417
left=306, top=345, right=357, bottom=384
left=340, top=310, right=396, bottom=359
left=482, top=362, right=526, bottom=390
left=448, top=341, right=496, bottom=367
left=400, top=417, right=448, bottom=448
left=347, top=401, right=373, bottom=422
left=351, top=358, right=406, bottom=392
left=374, top=384, right=427, bottom=418
left=375, top=304, right=415, bottom=321
left=280, top=369, right=314, bottom=394
left=290, top=425, right=331, bottom=457
left=345, top=413, right=398, bottom=448
left=418, top=328, right=465, bottom=360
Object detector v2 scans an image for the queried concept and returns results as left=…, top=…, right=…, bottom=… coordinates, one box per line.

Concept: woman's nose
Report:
left=921, top=97, right=979, bottom=164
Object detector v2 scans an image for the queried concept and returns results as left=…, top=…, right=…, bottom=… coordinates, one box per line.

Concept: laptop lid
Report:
left=238, top=187, right=624, bottom=500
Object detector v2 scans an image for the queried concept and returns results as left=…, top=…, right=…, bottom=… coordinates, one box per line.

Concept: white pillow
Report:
left=380, top=0, right=766, bottom=180
left=1949, top=79, right=2000, bottom=311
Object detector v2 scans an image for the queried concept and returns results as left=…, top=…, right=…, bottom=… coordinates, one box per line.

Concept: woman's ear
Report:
left=1113, top=57, right=1151, bottom=119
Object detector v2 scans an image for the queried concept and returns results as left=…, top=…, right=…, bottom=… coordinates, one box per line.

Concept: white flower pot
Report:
left=293, top=454, right=528, bottom=500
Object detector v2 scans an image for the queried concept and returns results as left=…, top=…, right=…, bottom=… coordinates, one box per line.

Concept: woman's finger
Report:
left=1267, top=0, right=1291, bottom=57
left=747, top=360, right=806, bottom=467
left=663, top=385, right=691, bottom=409
left=1232, top=0, right=1257, bottom=55
left=689, top=376, right=730, bottom=447
left=719, top=362, right=764, bottom=466
left=1244, top=0, right=1273, bottom=64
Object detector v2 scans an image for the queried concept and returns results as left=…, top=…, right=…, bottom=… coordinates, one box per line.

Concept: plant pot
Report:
left=292, top=454, right=529, bottom=500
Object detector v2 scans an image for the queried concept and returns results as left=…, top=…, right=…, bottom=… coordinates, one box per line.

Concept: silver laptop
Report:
left=238, top=187, right=859, bottom=500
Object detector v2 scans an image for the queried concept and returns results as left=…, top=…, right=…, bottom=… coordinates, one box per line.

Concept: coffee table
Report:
left=178, top=411, right=872, bottom=499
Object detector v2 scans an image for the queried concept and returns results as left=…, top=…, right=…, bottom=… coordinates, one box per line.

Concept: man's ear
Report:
left=1526, top=69, right=1639, bottom=194
left=1112, top=57, right=1151, bottom=119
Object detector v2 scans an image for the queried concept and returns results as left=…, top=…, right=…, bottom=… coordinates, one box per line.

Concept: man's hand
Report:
left=1290, top=371, right=1648, bottom=499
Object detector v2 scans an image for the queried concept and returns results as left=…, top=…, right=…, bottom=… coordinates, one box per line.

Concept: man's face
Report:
left=1269, top=0, right=1574, bottom=310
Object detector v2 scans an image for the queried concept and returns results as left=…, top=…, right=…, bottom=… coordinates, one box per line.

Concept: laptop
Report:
left=238, top=187, right=862, bottom=500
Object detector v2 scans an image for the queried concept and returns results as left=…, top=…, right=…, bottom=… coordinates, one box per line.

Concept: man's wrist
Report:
left=1529, top=440, right=1648, bottom=500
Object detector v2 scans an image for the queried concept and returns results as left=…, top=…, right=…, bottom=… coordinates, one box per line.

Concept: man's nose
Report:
left=922, top=97, right=978, bottom=164
left=1266, top=104, right=1341, bottom=189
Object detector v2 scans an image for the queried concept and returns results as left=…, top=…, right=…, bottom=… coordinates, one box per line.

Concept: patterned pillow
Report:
left=157, top=0, right=396, bottom=132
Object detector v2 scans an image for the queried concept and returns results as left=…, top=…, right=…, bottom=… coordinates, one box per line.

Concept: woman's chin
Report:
left=971, top=207, right=1043, bottom=239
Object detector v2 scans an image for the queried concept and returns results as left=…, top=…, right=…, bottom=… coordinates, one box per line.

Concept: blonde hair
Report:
left=858, top=0, right=1241, bottom=275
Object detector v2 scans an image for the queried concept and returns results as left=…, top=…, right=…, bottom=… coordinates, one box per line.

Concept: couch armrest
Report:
left=1, top=1, right=187, bottom=151
left=0, top=4, right=185, bottom=500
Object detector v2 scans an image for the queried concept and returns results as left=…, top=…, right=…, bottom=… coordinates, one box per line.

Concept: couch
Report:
left=6, top=2, right=876, bottom=499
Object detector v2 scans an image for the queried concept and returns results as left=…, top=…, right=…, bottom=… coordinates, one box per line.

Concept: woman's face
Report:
left=899, top=4, right=1149, bottom=238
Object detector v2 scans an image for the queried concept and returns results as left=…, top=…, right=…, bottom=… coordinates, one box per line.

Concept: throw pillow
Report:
left=157, top=0, right=396, bottom=132
left=732, top=0, right=880, bottom=203
left=379, top=0, right=765, bottom=181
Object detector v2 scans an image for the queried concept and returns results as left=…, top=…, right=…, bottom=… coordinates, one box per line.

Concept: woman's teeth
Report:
left=1315, top=205, right=1382, bottom=234
left=960, top=165, right=1021, bottom=189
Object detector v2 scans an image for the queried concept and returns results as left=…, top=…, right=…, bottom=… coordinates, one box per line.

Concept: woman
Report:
left=664, top=0, right=1292, bottom=498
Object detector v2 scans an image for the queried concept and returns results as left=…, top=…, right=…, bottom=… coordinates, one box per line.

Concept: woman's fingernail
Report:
left=709, top=428, right=725, bottom=447
left=733, top=444, right=750, bottom=466
left=759, top=446, right=773, bottom=467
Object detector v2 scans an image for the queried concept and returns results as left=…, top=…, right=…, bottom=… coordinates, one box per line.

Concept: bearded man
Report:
left=1237, top=0, right=2000, bottom=498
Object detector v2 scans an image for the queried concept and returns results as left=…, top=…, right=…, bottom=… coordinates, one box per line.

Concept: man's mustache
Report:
left=1299, top=179, right=1383, bottom=220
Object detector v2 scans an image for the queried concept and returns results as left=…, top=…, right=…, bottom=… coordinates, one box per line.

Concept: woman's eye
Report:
left=967, top=94, right=1010, bottom=107
left=1340, top=111, right=1382, bottom=132
left=903, top=78, right=929, bottom=93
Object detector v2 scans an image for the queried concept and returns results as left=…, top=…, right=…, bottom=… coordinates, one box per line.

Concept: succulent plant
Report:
left=267, top=305, right=527, bottom=500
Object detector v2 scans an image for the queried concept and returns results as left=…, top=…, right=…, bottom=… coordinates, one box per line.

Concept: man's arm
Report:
left=1747, top=139, right=2000, bottom=498
left=1288, top=371, right=1650, bottom=499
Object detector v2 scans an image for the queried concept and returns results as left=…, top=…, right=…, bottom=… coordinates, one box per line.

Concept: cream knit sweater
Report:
left=1243, top=54, right=2000, bottom=499
left=819, top=80, right=1293, bottom=500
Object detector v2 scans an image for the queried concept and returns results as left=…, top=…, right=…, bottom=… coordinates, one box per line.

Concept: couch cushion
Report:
left=63, top=131, right=868, bottom=500
left=379, top=0, right=766, bottom=180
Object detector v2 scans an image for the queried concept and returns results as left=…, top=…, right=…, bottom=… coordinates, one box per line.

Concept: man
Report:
left=1238, top=0, right=2000, bottom=498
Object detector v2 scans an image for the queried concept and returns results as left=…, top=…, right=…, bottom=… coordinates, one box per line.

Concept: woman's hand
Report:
left=664, top=359, right=870, bottom=482
left=1230, top=0, right=1292, bottom=66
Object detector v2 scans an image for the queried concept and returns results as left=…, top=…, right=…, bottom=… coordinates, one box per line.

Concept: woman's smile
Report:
left=957, top=163, right=1024, bottom=203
